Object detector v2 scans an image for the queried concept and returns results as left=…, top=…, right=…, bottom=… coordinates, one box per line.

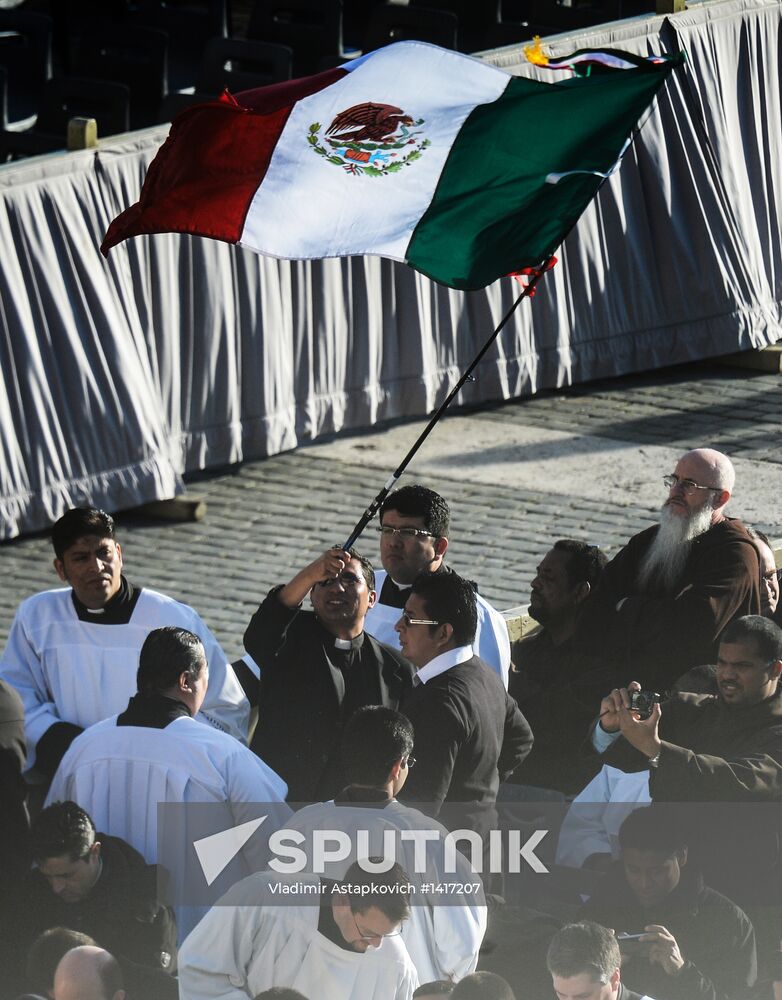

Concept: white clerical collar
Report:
left=414, top=645, right=473, bottom=686
left=334, top=638, right=352, bottom=650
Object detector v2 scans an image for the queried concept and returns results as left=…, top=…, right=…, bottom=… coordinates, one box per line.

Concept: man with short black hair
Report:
left=244, top=547, right=413, bottom=802
left=46, top=629, right=287, bottom=866
left=178, top=861, right=418, bottom=1000
left=510, top=540, right=608, bottom=795
left=0, top=507, right=248, bottom=777
left=282, top=705, right=487, bottom=983
left=365, top=485, right=511, bottom=685
left=13, top=801, right=175, bottom=984
left=593, top=615, right=782, bottom=800
left=583, top=805, right=756, bottom=1000
left=577, top=449, right=761, bottom=690
left=450, top=972, right=515, bottom=1000
left=547, top=921, right=645, bottom=1000
left=413, top=982, right=453, bottom=999
left=395, top=572, right=532, bottom=815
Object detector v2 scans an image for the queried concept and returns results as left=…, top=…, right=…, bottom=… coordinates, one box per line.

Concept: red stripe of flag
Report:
left=101, top=67, right=348, bottom=255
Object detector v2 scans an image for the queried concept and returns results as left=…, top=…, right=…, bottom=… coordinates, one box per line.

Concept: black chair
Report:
left=156, top=90, right=206, bottom=123
left=132, top=0, right=229, bottom=91
left=156, top=37, right=293, bottom=123
left=410, top=0, right=500, bottom=52
left=73, top=24, right=168, bottom=129
left=0, top=11, right=53, bottom=126
left=196, top=36, right=292, bottom=93
left=523, top=0, right=629, bottom=32
left=0, top=76, right=130, bottom=160
left=247, top=0, right=343, bottom=76
left=362, top=3, right=458, bottom=53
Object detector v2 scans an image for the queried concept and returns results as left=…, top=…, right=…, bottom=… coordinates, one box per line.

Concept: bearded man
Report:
left=575, top=448, right=761, bottom=690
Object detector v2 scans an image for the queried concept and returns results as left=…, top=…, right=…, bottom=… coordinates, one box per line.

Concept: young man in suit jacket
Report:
left=394, top=571, right=532, bottom=817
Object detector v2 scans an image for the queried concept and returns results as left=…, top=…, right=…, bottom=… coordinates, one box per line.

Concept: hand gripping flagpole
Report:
left=341, top=256, right=556, bottom=550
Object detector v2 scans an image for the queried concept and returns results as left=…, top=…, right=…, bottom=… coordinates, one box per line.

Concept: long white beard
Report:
left=638, top=503, right=714, bottom=593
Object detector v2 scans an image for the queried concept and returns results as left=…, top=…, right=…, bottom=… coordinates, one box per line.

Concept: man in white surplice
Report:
left=177, top=863, right=419, bottom=1000
left=284, top=705, right=487, bottom=983
left=0, top=507, right=249, bottom=779
left=46, top=627, right=288, bottom=867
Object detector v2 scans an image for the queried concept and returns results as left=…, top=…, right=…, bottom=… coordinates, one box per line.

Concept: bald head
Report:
left=671, top=448, right=734, bottom=523
left=53, top=946, right=125, bottom=1000
left=681, top=449, right=735, bottom=493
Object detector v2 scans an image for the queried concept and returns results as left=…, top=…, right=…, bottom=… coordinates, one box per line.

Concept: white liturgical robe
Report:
left=178, top=873, right=418, bottom=1000
left=0, top=587, right=250, bottom=766
left=286, top=798, right=486, bottom=983
left=46, top=714, right=288, bottom=864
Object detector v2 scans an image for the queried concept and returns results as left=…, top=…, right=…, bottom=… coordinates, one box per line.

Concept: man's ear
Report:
left=115, top=541, right=123, bottom=568
left=712, top=489, right=731, bottom=510
left=54, top=557, right=67, bottom=582
left=677, top=846, right=688, bottom=867
left=574, top=580, right=591, bottom=605
left=367, top=589, right=377, bottom=610
left=388, top=758, right=403, bottom=783
left=610, top=967, right=621, bottom=992
left=439, top=622, right=454, bottom=647
left=435, top=536, right=449, bottom=559
left=769, top=659, right=782, bottom=681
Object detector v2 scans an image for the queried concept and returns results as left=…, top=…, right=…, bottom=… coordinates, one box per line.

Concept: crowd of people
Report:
left=0, top=446, right=780, bottom=1000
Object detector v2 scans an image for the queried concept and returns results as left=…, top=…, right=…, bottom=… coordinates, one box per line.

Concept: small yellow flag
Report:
left=524, top=36, right=549, bottom=66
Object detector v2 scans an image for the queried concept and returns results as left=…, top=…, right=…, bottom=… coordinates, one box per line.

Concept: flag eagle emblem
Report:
left=307, top=101, right=430, bottom=176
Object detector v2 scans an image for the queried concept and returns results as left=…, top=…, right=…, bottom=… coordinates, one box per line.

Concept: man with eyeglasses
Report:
left=178, top=861, right=418, bottom=1000
left=576, top=448, right=761, bottom=690
left=281, top=706, right=487, bottom=984
left=364, top=485, right=511, bottom=687
left=394, top=571, right=532, bottom=818
left=244, top=547, right=413, bottom=803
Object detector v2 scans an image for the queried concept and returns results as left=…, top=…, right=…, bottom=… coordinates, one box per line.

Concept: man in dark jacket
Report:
left=510, top=540, right=608, bottom=796
left=244, top=547, right=413, bottom=802
left=15, top=802, right=175, bottom=979
left=396, top=571, right=532, bottom=817
left=592, top=615, right=782, bottom=801
left=583, top=805, right=756, bottom=1000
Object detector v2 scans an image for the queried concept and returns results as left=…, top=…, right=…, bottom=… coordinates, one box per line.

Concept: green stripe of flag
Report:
left=406, top=61, right=679, bottom=291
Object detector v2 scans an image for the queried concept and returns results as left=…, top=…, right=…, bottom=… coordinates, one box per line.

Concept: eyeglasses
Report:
left=663, top=474, right=720, bottom=496
left=316, top=572, right=363, bottom=589
left=376, top=526, right=437, bottom=540
left=399, top=612, right=440, bottom=627
left=352, top=911, right=402, bottom=941
left=402, top=756, right=417, bottom=769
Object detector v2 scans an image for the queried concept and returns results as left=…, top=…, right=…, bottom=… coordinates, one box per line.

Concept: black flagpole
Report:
left=341, top=257, right=555, bottom=550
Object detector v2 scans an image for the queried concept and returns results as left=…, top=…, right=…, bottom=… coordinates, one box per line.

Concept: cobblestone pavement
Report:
left=1, top=361, right=779, bottom=660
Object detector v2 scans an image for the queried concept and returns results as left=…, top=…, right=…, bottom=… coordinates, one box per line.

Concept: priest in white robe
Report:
left=178, top=867, right=418, bottom=1000
left=46, top=626, right=289, bottom=869
left=0, top=507, right=249, bottom=777
left=286, top=705, right=487, bottom=983
left=362, top=485, right=510, bottom=687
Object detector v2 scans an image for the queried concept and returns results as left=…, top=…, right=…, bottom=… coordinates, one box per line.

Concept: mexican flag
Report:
left=102, top=41, right=682, bottom=291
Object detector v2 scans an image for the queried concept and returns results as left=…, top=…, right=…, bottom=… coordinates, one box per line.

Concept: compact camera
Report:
left=629, top=690, right=661, bottom=720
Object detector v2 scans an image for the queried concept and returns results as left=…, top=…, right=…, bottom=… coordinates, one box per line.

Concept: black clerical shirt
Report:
left=244, top=587, right=412, bottom=803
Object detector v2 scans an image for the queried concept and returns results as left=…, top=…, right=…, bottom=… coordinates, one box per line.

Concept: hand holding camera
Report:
left=598, top=682, right=664, bottom=759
